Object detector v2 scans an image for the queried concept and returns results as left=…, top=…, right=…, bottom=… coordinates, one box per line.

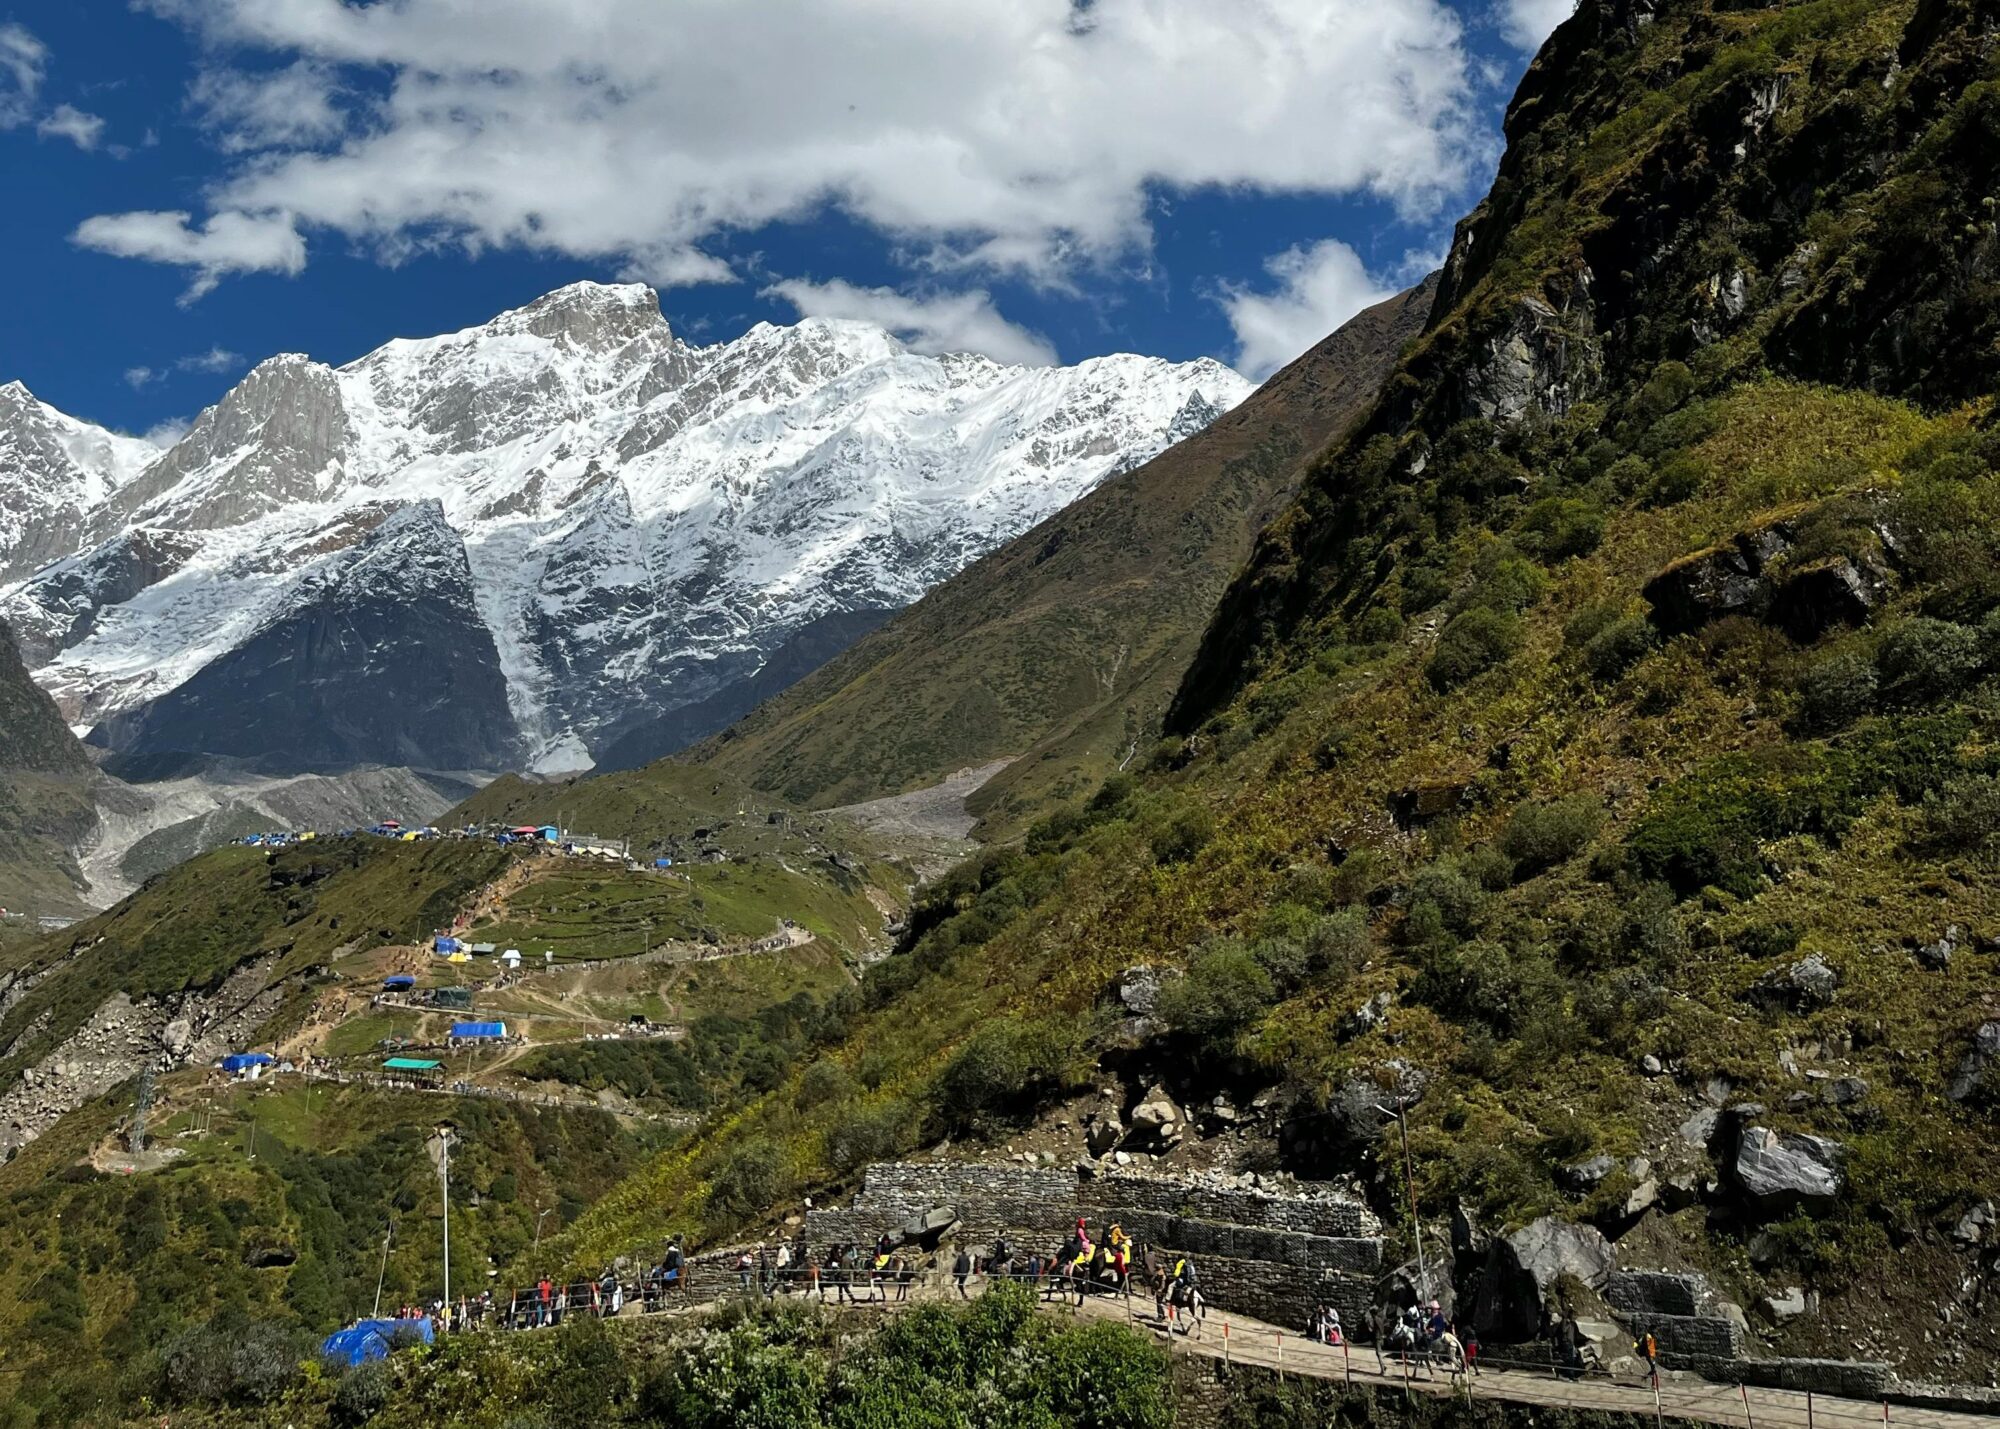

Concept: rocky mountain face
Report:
left=0, top=285, right=1248, bottom=773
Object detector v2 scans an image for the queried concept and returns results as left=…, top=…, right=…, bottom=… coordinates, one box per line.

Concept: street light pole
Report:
left=534, top=1206, right=553, bottom=1250
left=436, top=1124, right=457, bottom=1310
left=1377, top=1099, right=1429, bottom=1300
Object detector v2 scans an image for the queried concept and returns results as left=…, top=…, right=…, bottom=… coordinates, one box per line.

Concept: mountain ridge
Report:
left=0, top=283, right=1250, bottom=774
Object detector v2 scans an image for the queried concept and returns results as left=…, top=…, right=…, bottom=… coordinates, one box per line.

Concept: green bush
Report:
left=795, top=1059, right=857, bottom=1110
left=1795, top=651, right=1879, bottom=732
left=932, top=1017, right=1086, bottom=1132
left=331, top=1361, right=390, bottom=1427
left=1148, top=804, right=1215, bottom=866
left=1355, top=606, right=1406, bottom=644
left=1154, top=941, right=1277, bottom=1052
left=708, top=1139, right=790, bottom=1223
left=825, top=1099, right=914, bottom=1174
left=1916, top=773, right=2000, bottom=859
left=1517, top=495, right=1606, bottom=562
left=1425, top=609, right=1524, bottom=691
left=1303, top=908, right=1371, bottom=982
left=1499, top=796, right=1605, bottom=877
left=1583, top=616, right=1657, bottom=681
left=1876, top=618, right=1985, bottom=705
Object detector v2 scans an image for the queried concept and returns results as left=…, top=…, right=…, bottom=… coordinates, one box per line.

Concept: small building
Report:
left=382, top=1056, right=443, bottom=1088
left=433, top=936, right=462, bottom=955
left=433, top=986, right=474, bottom=1010
left=450, top=1021, right=506, bottom=1042
left=221, top=1052, right=275, bottom=1079
left=499, top=949, right=522, bottom=969
left=468, top=943, right=498, bottom=956
left=382, top=974, right=416, bottom=992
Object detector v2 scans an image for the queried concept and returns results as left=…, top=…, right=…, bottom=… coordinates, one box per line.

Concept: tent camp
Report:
left=320, top=1316, right=433, bottom=1367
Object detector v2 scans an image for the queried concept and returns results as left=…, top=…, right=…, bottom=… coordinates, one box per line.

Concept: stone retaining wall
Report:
left=797, top=1162, right=1382, bottom=1330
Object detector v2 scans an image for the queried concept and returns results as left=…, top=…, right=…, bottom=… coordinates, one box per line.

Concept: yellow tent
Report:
left=447, top=951, right=471, bottom=963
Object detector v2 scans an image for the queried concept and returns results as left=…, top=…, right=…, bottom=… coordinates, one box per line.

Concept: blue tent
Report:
left=654, top=857, right=673, bottom=869
left=320, top=1316, right=434, bottom=1366
left=433, top=936, right=462, bottom=954
left=382, top=974, right=415, bottom=990
left=220, top=1052, right=275, bottom=1073
left=451, top=1021, right=506, bottom=1040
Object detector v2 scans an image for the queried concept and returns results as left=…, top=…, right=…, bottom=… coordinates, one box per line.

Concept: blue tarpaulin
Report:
left=382, top=975, right=416, bottom=990
left=654, top=857, right=673, bottom=869
left=433, top=936, right=461, bottom=954
left=220, top=1052, right=274, bottom=1072
left=451, top=1021, right=506, bottom=1039
left=320, top=1316, right=434, bottom=1366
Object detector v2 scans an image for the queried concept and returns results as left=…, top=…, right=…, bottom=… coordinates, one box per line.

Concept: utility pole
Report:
left=1377, top=1097, right=1429, bottom=1301
left=435, top=1123, right=457, bottom=1309
left=534, top=1206, right=554, bottom=1250
left=372, top=1222, right=393, bottom=1317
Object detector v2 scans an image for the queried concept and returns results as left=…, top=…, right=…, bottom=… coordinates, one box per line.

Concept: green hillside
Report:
left=550, top=0, right=2000, bottom=1382
left=691, top=278, right=1436, bottom=833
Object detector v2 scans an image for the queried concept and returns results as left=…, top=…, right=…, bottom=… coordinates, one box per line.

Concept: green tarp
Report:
left=383, top=1057, right=441, bottom=1070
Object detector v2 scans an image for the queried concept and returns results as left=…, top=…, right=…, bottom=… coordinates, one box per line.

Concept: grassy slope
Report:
left=688, top=279, right=1437, bottom=833
left=552, top=0, right=2000, bottom=1379
left=0, top=837, right=515, bottom=1082
left=0, top=1077, right=664, bottom=1424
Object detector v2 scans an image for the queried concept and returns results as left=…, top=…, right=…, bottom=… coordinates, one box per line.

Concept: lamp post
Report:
left=436, top=1123, right=458, bottom=1309
left=1375, top=1097, right=1429, bottom=1301
left=534, top=1206, right=554, bottom=1250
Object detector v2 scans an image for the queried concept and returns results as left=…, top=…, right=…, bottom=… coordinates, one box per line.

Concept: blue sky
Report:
left=1, top=1, right=1569, bottom=443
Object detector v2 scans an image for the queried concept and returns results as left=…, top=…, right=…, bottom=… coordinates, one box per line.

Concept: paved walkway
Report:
left=601, top=1279, right=1993, bottom=1429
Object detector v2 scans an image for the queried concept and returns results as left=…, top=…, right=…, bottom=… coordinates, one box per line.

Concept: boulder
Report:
left=1952, top=1200, right=1995, bottom=1245
left=1768, top=558, right=1890, bottom=642
left=1946, top=1022, right=2000, bottom=1102
left=1915, top=926, right=1961, bottom=971
left=1731, top=1126, right=1845, bottom=1208
left=1473, top=1217, right=1614, bottom=1339
left=1678, top=1107, right=1720, bottom=1149
left=1641, top=1054, right=1665, bottom=1077
left=1083, top=1116, right=1124, bottom=1157
left=1822, top=1076, right=1869, bottom=1108
left=1643, top=523, right=1795, bottom=636
left=1760, top=1287, right=1809, bottom=1322
left=1749, top=954, right=1839, bottom=1012
left=1342, top=991, right=1393, bottom=1039
left=160, top=1018, right=194, bottom=1055
left=1559, top=1154, right=1618, bottom=1195
left=1129, top=1087, right=1181, bottom=1138
left=1116, top=966, right=1164, bottom=1016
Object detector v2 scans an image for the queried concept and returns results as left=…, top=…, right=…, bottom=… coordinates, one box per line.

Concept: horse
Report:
left=1140, top=1246, right=1204, bottom=1338
left=870, top=1253, right=922, bottom=1303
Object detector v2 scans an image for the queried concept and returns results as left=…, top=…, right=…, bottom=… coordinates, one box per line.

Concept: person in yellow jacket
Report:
left=1106, top=1223, right=1129, bottom=1277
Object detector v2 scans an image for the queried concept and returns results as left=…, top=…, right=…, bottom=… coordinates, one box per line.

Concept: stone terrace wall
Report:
left=798, top=1162, right=1384, bottom=1329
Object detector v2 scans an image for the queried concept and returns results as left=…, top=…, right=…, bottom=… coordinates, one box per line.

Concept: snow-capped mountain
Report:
left=0, top=283, right=1251, bottom=773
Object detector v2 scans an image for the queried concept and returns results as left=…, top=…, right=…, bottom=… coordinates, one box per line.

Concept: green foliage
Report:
left=824, top=1099, right=915, bottom=1175
left=708, top=1139, right=791, bottom=1225
left=1499, top=797, right=1605, bottom=879
left=1876, top=618, right=1988, bottom=706
left=1425, top=608, right=1524, bottom=692
left=1148, top=802, right=1215, bottom=866
left=1795, top=651, right=1879, bottom=733
left=932, top=1017, right=1088, bottom=1133
left=1155, top=940, right=1278, bottom=1052
left=160, top=1313, right=310, bottom=1407
left=1916, top=773, right=2000, bottom=861
left=518, top=1039, right=710, bottom=1109
left=1517, top=495, right=1606, bottom=562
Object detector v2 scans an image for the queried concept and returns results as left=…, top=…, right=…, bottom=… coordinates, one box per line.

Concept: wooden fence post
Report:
left=1740, top=1382, right=1754, bottom=1429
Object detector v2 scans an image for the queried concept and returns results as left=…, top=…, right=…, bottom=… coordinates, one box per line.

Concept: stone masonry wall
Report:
left=797, top=1162, right=1382, bottom=1330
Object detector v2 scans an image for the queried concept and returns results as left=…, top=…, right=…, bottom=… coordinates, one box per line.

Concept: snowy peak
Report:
left=0, top=383, right=159, bottom=583
left=1, top=280, right=1253, bottom=775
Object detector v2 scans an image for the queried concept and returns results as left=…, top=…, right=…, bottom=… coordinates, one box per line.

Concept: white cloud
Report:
left=189, top=61, right=345, bottom=152
left=1501, top=0, right=1576, bottom=53
left=141, top=416, right=191, bottom=447
left=178, top=345, right=241, bottom=373
left=37, top=102, right=106, bottom=150
left=0, top=22, right=45, bottom=128
left=99, top=0, right=1483, bottom=295
left=765, top=278, right=1056, bottom=366
left=71, top=209, right=305, bottom=303
left=1220, top=240, right=1397, bottom=382
left=125, top=346, right=244, bottom=387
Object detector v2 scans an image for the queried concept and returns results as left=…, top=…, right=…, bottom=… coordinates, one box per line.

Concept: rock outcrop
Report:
left=1730, top=1126, right=1846, bottom=1208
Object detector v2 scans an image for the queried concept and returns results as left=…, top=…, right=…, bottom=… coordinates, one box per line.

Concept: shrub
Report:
left=1303, top=908, right=1371, bottom=982
left=1583, top=617, right=1656, bottom=682
left=1154, top=941, right=1276, bottom=1052
left=1407, top=860, right=1487, bottom=937
left=1426, top=609, right=1523, bottom=691
left=825, top=1099, right=914, bottom=1174
left=1355, top=606, right=1406, bottom=644
left=932, top=1018, right=1085, bottom=1132
left=1876, top=618, right=1985, bottom=705
left=1499, top=796, right=1605, bottom=878
left=1517, top=495, right=1606, bottom=562
left=795, top=1058, right=857, bottom=1110
left=162, top=1317, right=305, bottom=1406
left=1148, top=804, right=1215, bottom=866
left=331, top=1361, right=390, bottom=1427
left=1399, top=563, right=1453, bottom=614
left=707, top=1139, right=789, bottom=1223
left=1795, top=652, right=1879, bottom=733
left=1916, top=773, right=2000, bottom=859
